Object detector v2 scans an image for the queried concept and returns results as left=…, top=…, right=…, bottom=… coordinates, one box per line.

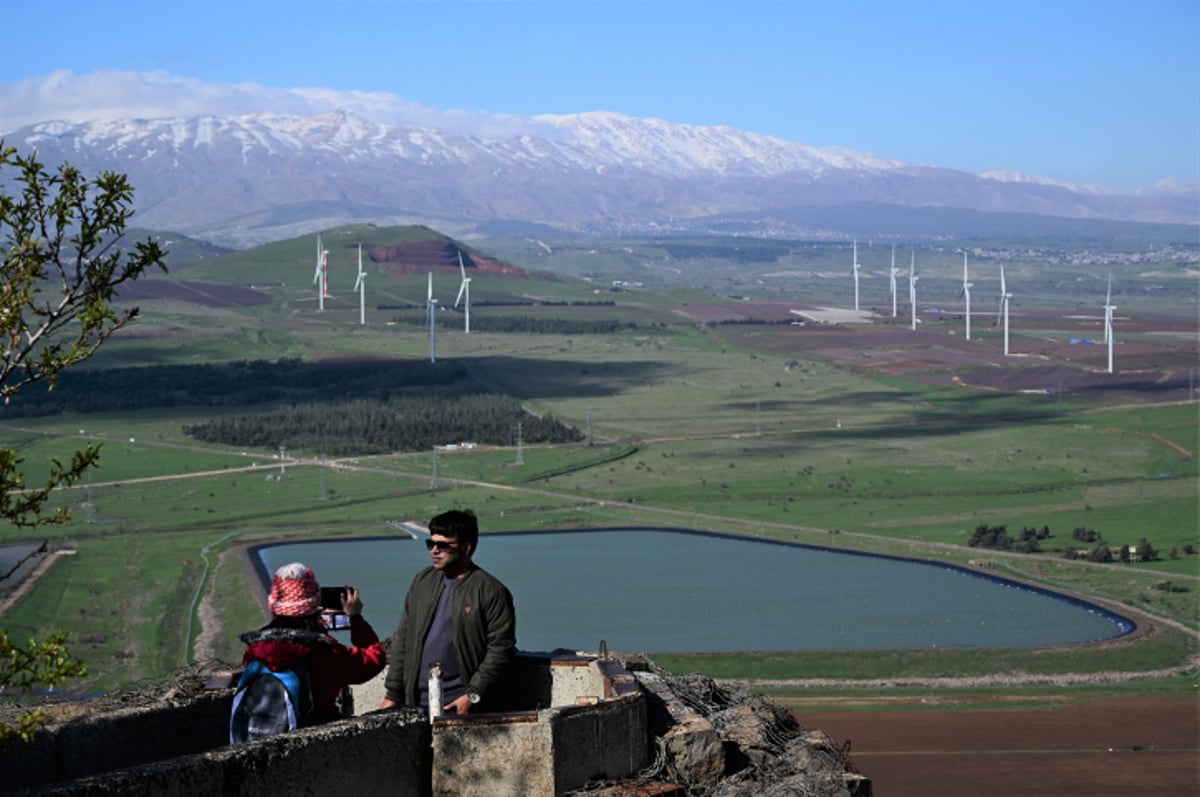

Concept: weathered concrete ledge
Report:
left=3, top=702, right=429, bottom=796
left=1, top=652, right=648, bottom=797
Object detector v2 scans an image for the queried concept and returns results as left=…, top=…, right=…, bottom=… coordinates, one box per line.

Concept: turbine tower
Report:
left=426, top=271, right=438, bottom=363
left=454, top=252, right=472, bottom=333
left=908, top=250, right=918, bottom=331
left=313, top=232, right=330, bottom=311
left=354, top=243, right=366, bottom=325
left=998, top=264, right=1012, bottom=356
left=1102, top=275, right=1114, bottom=344
left=1103, top=275, right=1117, bottom=373
left=852, top=240, right=861, bottom=312
left=961, top=251, right=973, bottom=341
left=889, top=245, right=898, bottom=318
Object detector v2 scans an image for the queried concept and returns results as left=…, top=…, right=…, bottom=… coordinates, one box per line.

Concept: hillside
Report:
left=0, top=218, right=1194, bottom=717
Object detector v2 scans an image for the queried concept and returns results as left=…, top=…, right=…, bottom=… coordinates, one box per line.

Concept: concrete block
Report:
left=433, top=714, right=551, bottom=797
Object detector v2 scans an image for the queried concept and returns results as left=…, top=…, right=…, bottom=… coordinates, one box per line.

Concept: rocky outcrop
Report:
left=573, top=665, right=869, bottom=796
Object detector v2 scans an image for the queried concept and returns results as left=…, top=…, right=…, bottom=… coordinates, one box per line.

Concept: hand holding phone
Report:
left=319, top=585, right=357, bottom=631
left=340, top=586, right=363, bottom=617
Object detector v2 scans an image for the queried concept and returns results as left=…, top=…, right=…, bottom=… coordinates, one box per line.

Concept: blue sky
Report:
left=1, top=0, right=1196, bottom=188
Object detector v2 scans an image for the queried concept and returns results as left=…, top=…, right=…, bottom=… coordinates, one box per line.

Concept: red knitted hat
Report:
left=268, top=562, right=320, bottom=617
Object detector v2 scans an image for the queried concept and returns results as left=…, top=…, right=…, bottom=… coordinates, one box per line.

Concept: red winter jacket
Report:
left=240, top=615, right=387, bottom=724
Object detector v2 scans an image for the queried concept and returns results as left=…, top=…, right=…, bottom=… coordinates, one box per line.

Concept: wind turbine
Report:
left=908, top=250, right=918, bottom=331
left=998, top=264, right=1012, bottom=356
left=961, top=251, right=973, bottom=341
left=313, top=232, right=330, bottom=311
left=354, top=243, right=366, bottom=325
left=852, top=240, right=861, bottom=312
left=454, top=252, right=472, bottom=333
left=889, top=245, right=898, bottom=318
left=1103, top=275, right=1116, bottom=373
left=426, top=271, right=438, bottom=363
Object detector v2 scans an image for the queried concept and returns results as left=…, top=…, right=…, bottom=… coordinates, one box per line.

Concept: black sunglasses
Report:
left=424, top=539, right=459, bottom=551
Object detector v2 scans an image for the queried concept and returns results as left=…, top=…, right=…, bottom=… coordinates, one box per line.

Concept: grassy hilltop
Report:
left=1, top=224, right=1196, bottom=696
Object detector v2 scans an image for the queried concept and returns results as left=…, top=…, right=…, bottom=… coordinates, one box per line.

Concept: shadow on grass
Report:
left=5, top=355, right=678, bottom=416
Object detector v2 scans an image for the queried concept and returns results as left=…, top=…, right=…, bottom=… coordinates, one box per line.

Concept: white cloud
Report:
left=0, top=70, right=552, bottom=139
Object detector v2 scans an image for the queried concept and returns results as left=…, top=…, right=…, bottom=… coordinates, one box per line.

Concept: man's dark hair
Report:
left=429, top=509, right=479, bottom=552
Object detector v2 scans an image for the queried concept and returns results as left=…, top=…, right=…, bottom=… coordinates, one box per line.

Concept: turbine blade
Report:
left=455, top=280, right=467, bottom=308
left=313, top=233, right=321, bottom=282
left=997, top=266, right=1007, bottom=321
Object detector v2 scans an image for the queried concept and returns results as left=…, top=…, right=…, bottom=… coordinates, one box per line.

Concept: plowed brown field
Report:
left=800, top=695, right=1199, bottom=796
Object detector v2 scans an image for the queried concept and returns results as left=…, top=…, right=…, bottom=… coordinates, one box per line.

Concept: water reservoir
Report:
left=254, top=528, right=1132, bottom=652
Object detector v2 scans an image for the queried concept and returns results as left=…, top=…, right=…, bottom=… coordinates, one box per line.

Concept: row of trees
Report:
left=706, top=318, right=797, bottom=327
left=379, top=299, right=617, bottom=310
left=473, top=299, right=617, bottom=308
left=392, top=314, right=642, bottom=335
left=184, top=394, right=583, bottom=455
left=968, top=523, right=1166, bottom=563
left=1062, top=538, right=1160, bottom=563
left=968, top=524, right=1051, bottom=554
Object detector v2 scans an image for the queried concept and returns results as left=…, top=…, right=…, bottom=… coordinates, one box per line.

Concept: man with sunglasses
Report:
left=379, top=509, right=516, bottom=715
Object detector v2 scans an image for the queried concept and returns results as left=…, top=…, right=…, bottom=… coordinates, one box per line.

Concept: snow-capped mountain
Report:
left=6, top=110, right=1195, bottom=246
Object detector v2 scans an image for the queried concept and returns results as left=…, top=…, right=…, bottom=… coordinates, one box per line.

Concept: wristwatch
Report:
left=467, top=691, right=481, bottom=705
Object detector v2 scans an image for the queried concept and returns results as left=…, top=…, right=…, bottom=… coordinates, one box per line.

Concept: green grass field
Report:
left=2, top=225, right=1197, bottom=698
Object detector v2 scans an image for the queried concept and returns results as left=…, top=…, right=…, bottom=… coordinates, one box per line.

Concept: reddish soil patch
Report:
left=116, top=279, right=272, bottom=307
left=800, top=695, right=1199, bottom=797
left=673, top=299, right=801, bottom=323
left=364, top=241, right=540, bottom=280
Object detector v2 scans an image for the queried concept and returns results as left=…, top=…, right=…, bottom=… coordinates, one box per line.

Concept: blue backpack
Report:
left=229, top=659, right=313, bottom=743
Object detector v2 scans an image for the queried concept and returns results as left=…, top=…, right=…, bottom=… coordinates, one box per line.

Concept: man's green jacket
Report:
left=383, top=565, right=516, bottom=708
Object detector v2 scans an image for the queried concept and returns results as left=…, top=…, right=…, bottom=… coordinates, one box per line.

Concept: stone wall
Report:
left=3, top=704, right=429, bottom=796
left=2, top=692, right=231, bottom=792
left=1, top=653, right=649, bottom=797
